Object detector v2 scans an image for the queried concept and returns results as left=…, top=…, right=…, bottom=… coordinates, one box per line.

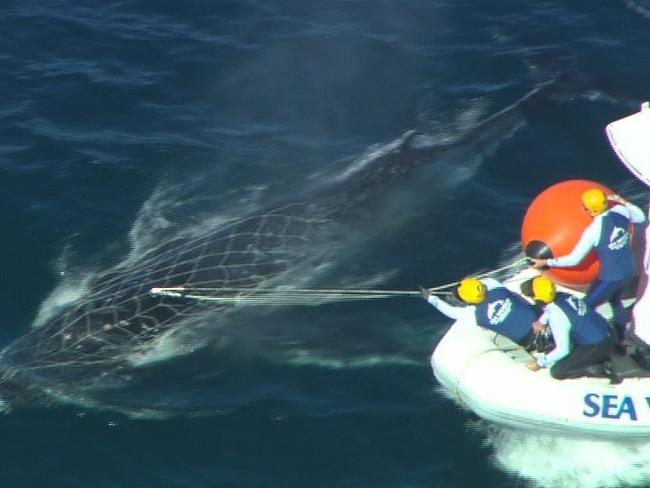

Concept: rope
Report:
left=425, top=256, right=530, bottom=292
left=148, top=257, right=531, bottom=305
left=149, top=286, right=421, bottom=305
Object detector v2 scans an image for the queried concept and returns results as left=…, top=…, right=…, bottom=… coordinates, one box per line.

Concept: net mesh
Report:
left=0, top=202, right=334, bottom=391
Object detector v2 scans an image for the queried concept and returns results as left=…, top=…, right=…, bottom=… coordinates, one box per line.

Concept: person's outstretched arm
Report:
left=547, top=221, right=600, bottom=268
left=421, top=288, right=475, bottom=322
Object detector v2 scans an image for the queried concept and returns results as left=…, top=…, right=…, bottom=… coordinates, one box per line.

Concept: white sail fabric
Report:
left=606, top=102, right=650, bottom=187
left=608, top=103, right=650, bottom=344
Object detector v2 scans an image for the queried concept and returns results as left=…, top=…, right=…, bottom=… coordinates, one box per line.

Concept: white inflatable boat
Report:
left=431, top=103, right=650, bottom=438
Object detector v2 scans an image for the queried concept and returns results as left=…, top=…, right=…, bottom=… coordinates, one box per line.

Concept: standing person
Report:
left=526, top=275, right=616, bottom=381
left=421, top=277, right=541, bottom=349
left=531, top=189, right=645, bottom=346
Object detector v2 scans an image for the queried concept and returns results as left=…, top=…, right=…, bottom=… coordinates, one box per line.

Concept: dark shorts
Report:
left=550, top=339, right=612, bottom=380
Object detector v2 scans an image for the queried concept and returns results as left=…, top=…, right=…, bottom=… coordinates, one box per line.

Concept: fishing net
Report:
left=0, top=203, right=334, bottom=388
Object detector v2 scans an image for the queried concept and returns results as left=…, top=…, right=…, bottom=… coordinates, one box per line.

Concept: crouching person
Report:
left=422, top=277, right=541, bottom=350
left=527, top=275, right=616, bottom=381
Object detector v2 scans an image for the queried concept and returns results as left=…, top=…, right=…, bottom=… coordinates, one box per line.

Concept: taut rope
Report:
left=149, top=257, right=530, bottom=305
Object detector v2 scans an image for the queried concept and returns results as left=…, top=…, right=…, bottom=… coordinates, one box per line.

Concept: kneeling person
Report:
left=527, top=276, right=612, bottom=380
left=422, top=277, right=539, bottom=348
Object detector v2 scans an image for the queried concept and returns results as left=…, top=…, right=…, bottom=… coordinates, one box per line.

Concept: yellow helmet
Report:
left=581, top=188, right=608, bottom=216
left=532, top=275, right=556, bottom=304
left=457, top=277, right=487, bottom=305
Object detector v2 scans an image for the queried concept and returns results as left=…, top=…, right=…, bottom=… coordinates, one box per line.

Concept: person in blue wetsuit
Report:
left=421, top=277, right=541, bottom=349
left=531, top=189, right=645, bottom=346
left=526, top=275, right=616, bottom=381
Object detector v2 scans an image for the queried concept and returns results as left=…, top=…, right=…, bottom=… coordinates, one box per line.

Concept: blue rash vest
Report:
left=554, top=292, right=609, bottom=345
left=474, top=287, right=537, bottom=342
left=596, top=211, right=635, bottom=281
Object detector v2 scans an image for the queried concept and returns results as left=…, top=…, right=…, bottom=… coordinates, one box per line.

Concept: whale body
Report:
left=0, top=82, right=565, bottom=416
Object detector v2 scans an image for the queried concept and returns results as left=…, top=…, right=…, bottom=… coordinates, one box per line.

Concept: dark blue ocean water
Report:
left=2, top=0, right=650, bottom=486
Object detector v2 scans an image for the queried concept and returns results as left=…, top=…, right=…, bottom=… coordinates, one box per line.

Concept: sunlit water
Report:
left=2, top=0, right=650, bottom=486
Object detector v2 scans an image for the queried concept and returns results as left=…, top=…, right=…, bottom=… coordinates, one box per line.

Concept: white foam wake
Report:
left=476, top=421, right=650, bottom=487
left=622, top=0, right=650, bottom=20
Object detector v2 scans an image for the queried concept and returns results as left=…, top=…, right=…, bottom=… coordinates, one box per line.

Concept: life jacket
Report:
left=596, top=210, right=635, bottom=281
left=474, top=287, right=537, bottom=342
left=554, top=292, right=609, bottom=345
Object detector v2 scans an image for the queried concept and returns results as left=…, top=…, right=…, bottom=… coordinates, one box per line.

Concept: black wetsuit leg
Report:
left=550, top=340, right=611, bottom=380
left=585, top=278, right=631, bottom=341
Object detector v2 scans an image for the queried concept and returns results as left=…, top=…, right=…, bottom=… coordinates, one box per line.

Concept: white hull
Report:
left=431, top=271, right=650, bottom=438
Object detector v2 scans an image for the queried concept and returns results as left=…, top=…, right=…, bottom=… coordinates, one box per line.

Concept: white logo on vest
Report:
left=608, top=226, right=629, bottom=250
left=487, top=298, right=512, bottom=325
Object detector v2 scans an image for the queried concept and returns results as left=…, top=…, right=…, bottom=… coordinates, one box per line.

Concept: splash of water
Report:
left=475, top=421, right=650, bottom=488
left=622, top=0, right=650, bottom=20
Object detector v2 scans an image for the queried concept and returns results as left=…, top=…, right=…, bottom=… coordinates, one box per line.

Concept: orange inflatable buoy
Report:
left=521, top=180, right=614, bottom=288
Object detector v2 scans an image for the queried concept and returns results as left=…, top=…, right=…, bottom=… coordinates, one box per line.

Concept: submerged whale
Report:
left=0, top=81, right=569, bottom=416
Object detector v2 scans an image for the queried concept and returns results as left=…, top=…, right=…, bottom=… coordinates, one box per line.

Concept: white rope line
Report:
left=425, top=256, right=530, bottom=292
left=149, top=286, right=420, bottom=304
left=476, top=257, right=530, bottom=279
left=147, top=257, right=530, bottom=305
left=151, top=287, right=419, bottom=296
